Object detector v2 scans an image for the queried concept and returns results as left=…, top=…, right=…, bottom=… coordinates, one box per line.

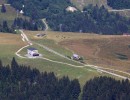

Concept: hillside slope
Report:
left=0, top=4, right=25, bottom=26
left=60, top=35, right=130, bottom=73
left=71, top=0, right=111, bottom=10
left=71, top=0, right=130, bottom=17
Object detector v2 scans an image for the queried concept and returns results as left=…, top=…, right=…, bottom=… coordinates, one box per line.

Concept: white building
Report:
left=27, top=48, right=39, bottom=56
left=66, top=6, right=77, bottom=12
left=20, top=10, right=24, bottom=14
left=72, top=54, right=80, bottom=60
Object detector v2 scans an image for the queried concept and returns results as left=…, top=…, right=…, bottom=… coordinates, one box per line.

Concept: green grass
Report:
left=0, top=1, right=123, bottom=86
left=71, top=0, right=102, bottom=10
left=71, top=0, right=111, bottom=10
left=0, top=5, right=25, bottom=26
left=0, top=6, right=15, bottom=26
left=0, top=33, right=121, bottom=86
left=0, top=49, right=121, bottom=86
left=16, top=57, right=111, bottom=86
left=20, top=44, right=82, bottom=66
left=32, top=39, right=73, bottom=56
left=0, top=44, right=22, bottom=65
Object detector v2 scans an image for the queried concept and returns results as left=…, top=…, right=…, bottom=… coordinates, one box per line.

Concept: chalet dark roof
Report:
left=28, top=47, right=37, bottom=51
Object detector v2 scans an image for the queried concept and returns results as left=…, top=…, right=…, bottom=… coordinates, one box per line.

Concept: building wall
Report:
left=28, top=50, right=38, bottom=56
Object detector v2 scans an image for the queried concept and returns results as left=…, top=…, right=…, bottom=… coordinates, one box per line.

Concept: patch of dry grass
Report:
left=0, top=33, right=26, bottom=45
left=60, top=35, right=130, bottom=73
left=24, top=30, right=130, bottom=73
left=71, top=0, right=111, bottom=10
left=0, top=32, right=27, bottom=65
left=24, top=30, right=119, bottom=43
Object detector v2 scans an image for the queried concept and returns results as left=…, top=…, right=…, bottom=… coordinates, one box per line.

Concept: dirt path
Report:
left=94, top=46, right=101, bottom=57
left=15, top=30, right=32, bottom=58
left=109, top=9, right=130, bottom=12
left=42, top=19, right=49, bottom=31
left=0, top=4, right=10, bottom=6
left=40, top=57, right=83, bottom=67
left=34, top=42, right=68, bottom=59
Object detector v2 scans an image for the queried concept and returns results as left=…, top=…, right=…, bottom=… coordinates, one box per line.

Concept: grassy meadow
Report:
left=0, top=31, right=118, bottom=86
left=71, top=0, right=109, bottom=10
left=0, top=4, right=26, bottom=26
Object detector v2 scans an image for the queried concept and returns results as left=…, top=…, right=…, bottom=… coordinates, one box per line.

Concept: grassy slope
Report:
left=71, top=0, right=130, bottom=17
left=0, top=33, right=27, bottom=64
left=0, top=1, right=121, bottom=85
left=25, top=31, right=130, bottom=73
left=0, top=31, right=117, bottom=86
left=60, top=34, right=130, bottom=76
left=71, top=0, right=111, bottom=10
left=0, top=4, right=25, bottom=26
left=27, top=30, right=130, bottom=79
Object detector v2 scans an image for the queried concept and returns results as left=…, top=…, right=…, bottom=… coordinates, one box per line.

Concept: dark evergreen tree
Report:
left=2, top=20, right=10, bottom=32
left=12, top=18, right=44, bottom=31
left=0, top=58, right=81, bottom=100
left=82, top=76, right=130, bottom=100
left=0, top=60, right=3, bottom=67
left=1, top=4, right=6, bottom=13
left=107, top=0, right=130, bottom=9
left=8, top=0, right=130, bottom=34
left=11, top=57, right=18, bottom=68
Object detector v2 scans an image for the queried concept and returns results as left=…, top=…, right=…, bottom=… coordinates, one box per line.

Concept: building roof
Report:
left=20, top=10, right=24, bottom=14
left=66, top=6, right=77, bottom=12
left=73, top=54, right=79, bottom=58
left=28, top=47, right=37, bottom=51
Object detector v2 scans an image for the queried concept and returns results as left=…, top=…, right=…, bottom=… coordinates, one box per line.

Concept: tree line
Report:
left=0, top=3, right=45, bottom=33
left=12, top=18, right=45, bottom=31
left=1, top=4, right=6, bottom=13
left=0, top=18, right=45, bottom=33
left=7, top=0, right=72, bottom=19
left=82, top=76, right=130, bottom=100
left=107, top=0, right=130, bottom=9
left=0, top=58, right=80, bottom=100
left=8, top=0, right=130, bottom=34
left=0, top=58, right=130, bottom=99
left=47, top=5, right=130, bottom=34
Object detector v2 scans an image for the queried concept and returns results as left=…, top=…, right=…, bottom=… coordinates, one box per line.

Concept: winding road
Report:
left=42, top=19, right=49, bottom=31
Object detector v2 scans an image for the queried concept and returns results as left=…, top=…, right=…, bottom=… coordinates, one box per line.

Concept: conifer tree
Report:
left=0, top=60, right=3, bottom=67
left=1, top=4, right=6, bottom=13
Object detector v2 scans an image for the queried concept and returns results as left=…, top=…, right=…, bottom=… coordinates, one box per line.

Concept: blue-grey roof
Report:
left=28, top=47, right=37, bottom=51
